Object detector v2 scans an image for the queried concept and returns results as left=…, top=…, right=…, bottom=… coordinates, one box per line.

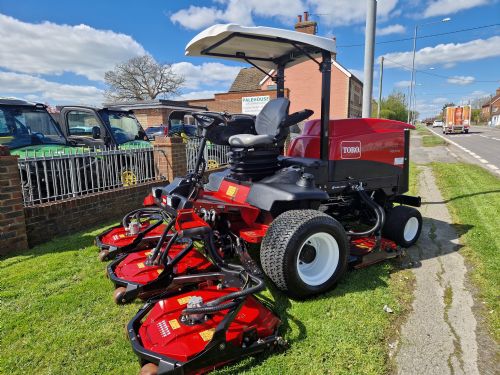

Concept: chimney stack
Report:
left=294, top=11, right=317, bottom=35
left=496, top=87, right=500, bottom=96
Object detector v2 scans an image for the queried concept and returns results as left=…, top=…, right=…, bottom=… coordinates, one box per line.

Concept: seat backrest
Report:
left=255, top=98, right=290, bottom=137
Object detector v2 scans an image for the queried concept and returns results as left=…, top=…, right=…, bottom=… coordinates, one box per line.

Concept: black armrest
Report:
left=282, top=109, right=314, bottom=128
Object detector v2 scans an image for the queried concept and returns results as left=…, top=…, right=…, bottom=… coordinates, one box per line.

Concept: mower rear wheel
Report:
left=113, top=287, right=127, bottom=304
left=382, top=206, right=422, bottom=247
left=261, top=210, right=349, bottom=299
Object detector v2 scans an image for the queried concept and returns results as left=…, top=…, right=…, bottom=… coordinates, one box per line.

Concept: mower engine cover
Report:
left=136, top=285, right=280, bottom=362
left=288, top=118, right=414, bottom=193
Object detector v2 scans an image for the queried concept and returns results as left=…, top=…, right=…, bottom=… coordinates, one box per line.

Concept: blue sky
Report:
left=0, top=0, right=499, bottom=118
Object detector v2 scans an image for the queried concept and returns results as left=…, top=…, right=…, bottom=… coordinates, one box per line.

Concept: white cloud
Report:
left=395, top=80, right=411, bottom=88
left=423, top=0, right=490, bottom=17
left=171, top=0, right=399, bottom=30
left=309, top=0, right=399, bottom=27
left=447, top=75, right=475, bottom=85
left=171, top=62, right=241, bottom=90
left=377, top=24, right=405, bottom=36
left=0, top=13, right=145, bottom=81
left=171, top=0, right=304, bottom=30
left=176, top=90, right=218, bottom=100
left=382, top=36, right=500, bottom=69
left=0, top=71, right=104, bottom=104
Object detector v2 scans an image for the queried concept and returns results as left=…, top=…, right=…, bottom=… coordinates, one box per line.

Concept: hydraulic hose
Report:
left=347, top=188, right=385, bottom=237
left=182, top=265, right=265, bottom=315
left=122, top=207, right=163, bottom=228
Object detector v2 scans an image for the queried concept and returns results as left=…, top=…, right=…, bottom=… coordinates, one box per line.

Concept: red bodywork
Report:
left=99, top=222, right=166, bottom=249
left=114, top=247, right=213, bottom=286
left=288, top=118, right=414, bottom=167
left=138, top=285, right=280, bottom=364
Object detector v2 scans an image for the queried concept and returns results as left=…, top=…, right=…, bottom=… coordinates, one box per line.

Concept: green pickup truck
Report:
left=0, top=98, right=78, bottom=157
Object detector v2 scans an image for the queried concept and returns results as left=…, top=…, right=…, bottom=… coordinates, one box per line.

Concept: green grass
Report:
left=414, top=124, right=447, bottom=147
left=422, top=135, right=447, bottom=147
left=432, top=162, right=500, bottom=341
left=0, top=165, right=422, bottom=374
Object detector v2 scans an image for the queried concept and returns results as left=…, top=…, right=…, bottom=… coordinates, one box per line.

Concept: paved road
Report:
left=428, top=126, right=500, bottom=176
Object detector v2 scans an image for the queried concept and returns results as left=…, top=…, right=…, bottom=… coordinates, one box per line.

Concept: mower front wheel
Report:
left=261, top=210, right=349, bottom=299
left=113, top=287, right=127, bottom=304
left=382, top=205, right=422, bottom=247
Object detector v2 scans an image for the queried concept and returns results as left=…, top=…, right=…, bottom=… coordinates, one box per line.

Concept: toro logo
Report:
left=340, top=141, right=362, bottom=159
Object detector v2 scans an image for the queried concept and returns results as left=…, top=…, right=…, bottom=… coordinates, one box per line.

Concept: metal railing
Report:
left=186, top=138, right=230, bottom=173
left=17, top=146, right=156, bottom=206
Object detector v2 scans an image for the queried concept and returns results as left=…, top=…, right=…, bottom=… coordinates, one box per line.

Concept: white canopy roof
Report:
left=185, top=24, right=336, bottom=69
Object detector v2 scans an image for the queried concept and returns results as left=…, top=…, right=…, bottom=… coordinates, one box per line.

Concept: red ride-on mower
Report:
left=127, top=264, right=282, bottom=375
left=178, top=24, right=422, bottom=299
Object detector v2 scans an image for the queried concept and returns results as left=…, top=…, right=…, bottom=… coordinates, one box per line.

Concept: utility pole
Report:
left=362, top=0, right=377, bottom=118
left=377, top=56, right=384, bottom=118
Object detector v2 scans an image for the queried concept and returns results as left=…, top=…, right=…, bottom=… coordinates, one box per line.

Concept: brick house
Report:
left=112, top=99, right=207, bottom=128
left=189, top=12, right=363, bottom=119
left=481, top=87, right=500, bottom=122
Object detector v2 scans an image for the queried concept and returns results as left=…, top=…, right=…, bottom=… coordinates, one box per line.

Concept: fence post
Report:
left=153, top=137, right=187, bottom=182
left=0, top=146, right=29, bottom=254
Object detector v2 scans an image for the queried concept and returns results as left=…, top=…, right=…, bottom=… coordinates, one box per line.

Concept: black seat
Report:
left=228, top=98, right=290, bottom=147
left=227, top=98, right=313, bottom=181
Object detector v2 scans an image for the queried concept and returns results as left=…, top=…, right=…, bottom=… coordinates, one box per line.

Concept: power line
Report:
left=337, top=23, right=500, bottom=48
left=382, top=57, right=500, bottom=83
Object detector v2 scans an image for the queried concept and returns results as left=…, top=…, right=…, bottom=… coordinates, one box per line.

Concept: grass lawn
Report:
left=432, top=162, right=500, bottom=341
left=421, top=135, right=447, bottom=147
left=0, top=169, right=420, bottom=374
left=414, top=124, right=447, bottom=147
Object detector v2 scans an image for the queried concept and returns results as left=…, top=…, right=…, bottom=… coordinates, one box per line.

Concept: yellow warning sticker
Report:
left=157, top=269, right=163, bottom=274
left=199, top=328, right=215, bottom=342
left=169, top=319, right=180, bottom=330
left=137, top=262, right=145, bottom=269
left=145, top=251, right=152, bottom=256
left=177, top=296, right=191, bottom=305
left=226, top=185, right=238, bottom=197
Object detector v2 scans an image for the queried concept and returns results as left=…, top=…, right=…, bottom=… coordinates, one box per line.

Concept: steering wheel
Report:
left=192, top=112, right=228, bottom=130
left=31, top=132, right=45, bottom=140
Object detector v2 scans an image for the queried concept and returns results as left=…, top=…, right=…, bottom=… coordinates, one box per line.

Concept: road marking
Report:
left=428, top=128, right=499, bottom=175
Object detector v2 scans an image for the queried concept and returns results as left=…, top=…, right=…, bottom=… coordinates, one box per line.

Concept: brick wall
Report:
left=189, top=89, right=283, bottom=113
left=24, top=180, right=164, bottom=247
left=0, top=146, right=29, bottom=254
left=153, top=137, right=187, bottom=182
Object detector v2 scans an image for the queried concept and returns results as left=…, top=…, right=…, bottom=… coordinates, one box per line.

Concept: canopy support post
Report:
left=275, top=64, right=285, bottom=98
left=320, top=51, right=331, bottom=163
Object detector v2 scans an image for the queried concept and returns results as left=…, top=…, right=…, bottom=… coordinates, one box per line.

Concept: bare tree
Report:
left=104, top=55, right=184, bottom=102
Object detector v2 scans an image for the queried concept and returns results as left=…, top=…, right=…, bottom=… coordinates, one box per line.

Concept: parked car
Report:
left=0, top=98, right=78, bottom=157
left=0, top=98, right=93, bottom=204
left=145, top=123, right=199, bottom=140
left=56, top=105, right=150, bottom=149
left=432, top=120, right=444, bottom=128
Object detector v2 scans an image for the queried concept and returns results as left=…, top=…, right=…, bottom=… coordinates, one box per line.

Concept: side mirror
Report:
left=91, top=126, right=101, bottom=139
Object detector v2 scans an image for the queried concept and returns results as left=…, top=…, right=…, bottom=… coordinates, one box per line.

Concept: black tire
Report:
left=382, top=206, right=422, bottom=247
left=260, top=210, right=349, bottom=299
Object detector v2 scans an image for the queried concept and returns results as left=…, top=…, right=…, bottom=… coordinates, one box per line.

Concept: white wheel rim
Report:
left=403, top=217, right=419, bottom=242
left=297, top=232, right=339, bottom=286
